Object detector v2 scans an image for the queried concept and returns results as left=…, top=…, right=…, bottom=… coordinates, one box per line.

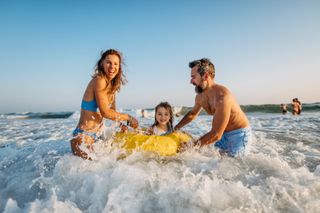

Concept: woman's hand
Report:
left=119, top=123, right=129, bottom=132
left=127, top=115, right=139, bottom=129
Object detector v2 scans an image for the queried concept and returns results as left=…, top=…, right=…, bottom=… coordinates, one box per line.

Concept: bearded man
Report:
left=175, top=58, right=251, bottom=157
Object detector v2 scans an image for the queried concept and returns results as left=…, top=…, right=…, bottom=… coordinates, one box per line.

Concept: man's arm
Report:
left=174, top=95, right=202, bottom=131
left=196, top=90, right=232, bottom=146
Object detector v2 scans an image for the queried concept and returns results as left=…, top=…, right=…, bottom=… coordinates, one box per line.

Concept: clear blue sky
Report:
left=0, top=0, right=319, bottom=113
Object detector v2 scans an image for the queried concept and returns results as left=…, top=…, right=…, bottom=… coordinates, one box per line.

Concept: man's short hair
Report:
left=189, top=58, right=215, bottom=78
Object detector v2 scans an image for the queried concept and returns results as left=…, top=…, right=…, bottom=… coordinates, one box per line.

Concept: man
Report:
left=175, top=58, right=251, bottom=157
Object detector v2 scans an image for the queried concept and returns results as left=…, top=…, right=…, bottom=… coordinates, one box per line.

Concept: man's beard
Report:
left=195, top=86, right=203, bottom=94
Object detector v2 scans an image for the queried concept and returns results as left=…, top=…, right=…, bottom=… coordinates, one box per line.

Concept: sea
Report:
left=1, top=104, right=320, bottom=213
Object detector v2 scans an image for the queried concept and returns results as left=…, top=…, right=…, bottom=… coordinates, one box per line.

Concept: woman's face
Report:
left=102, top=54, right=120, bottom=80
left=156, top=107, right=170, bottom=126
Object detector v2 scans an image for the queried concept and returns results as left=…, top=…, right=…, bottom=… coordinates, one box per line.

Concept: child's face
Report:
left=156, top=107, right=170, bottom=126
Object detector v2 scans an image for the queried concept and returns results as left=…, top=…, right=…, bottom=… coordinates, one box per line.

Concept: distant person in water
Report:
left=291, top=98, right=301, bottom=115
left=280, top=104, right=287, bottom=114
left=147, top=102, right=174, bottom=135
left=71, top=49, right=138, bottom=159
left=141, top=109, right=145, bottom=118
left=175, top=58, right=251, bottom=157
left=295, top=98, right=302, bottom=115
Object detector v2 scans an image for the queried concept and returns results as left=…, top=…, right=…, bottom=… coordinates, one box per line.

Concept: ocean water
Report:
left=0, top=110, right=320, bottom=213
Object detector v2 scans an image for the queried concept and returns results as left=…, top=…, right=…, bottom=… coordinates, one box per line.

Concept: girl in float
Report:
left=115, top=102, right=192, bottom=156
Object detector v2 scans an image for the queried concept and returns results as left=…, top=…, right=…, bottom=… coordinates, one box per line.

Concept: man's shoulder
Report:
left=215, top=83, right=230, bottom=91
left=212, top=84, right=231, bottom=97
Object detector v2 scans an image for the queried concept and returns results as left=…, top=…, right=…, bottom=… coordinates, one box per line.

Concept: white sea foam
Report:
left=1, top=112, right=320, bottom=212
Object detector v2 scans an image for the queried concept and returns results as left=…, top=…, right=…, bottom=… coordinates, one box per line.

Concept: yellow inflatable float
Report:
left=113, top=131, right=192, bottom=156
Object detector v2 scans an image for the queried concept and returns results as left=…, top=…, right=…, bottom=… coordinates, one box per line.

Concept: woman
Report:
left=71, top=49, right=138, bottom=159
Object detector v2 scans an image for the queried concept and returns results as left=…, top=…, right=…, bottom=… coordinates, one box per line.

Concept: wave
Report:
left=2, top=112, right=74, bottom=119
left=1, top=103, right=319, bottom=120
left=158, top=103, right=320, bottom=115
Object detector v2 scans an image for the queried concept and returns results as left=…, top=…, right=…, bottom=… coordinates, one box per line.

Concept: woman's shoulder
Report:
left=92, top=75, right=110, bottom=88
left=93, top=74, right=106, bottom=82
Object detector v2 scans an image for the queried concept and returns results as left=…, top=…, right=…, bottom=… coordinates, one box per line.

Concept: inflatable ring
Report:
left=113, top=131, right=192, bottom=156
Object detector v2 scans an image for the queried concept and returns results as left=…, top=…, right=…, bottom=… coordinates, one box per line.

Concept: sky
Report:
left=0, top=0, right=319, bottom=113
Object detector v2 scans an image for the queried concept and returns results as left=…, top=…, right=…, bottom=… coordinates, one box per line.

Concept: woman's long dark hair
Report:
left=151, top=102, right=174, bottom=132
left=93, top=49, right=127, bottom=94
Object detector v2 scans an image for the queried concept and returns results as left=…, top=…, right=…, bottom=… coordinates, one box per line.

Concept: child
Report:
left=148, top=102, right=174, bottom=135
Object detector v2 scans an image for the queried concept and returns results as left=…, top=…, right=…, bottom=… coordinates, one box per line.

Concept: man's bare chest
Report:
left=200, top=97, right=215, bottom=115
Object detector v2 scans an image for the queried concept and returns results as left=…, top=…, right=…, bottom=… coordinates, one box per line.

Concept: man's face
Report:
left=190, top=67, right=204, bottom=93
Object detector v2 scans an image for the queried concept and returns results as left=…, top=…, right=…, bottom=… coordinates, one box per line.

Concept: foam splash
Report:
left=1, top=112, right=320, bottom=212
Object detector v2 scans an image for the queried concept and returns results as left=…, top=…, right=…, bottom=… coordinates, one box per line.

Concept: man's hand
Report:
left=193, top=139, right=202, bottom=147
left=178, top=141, right=195, bottom=152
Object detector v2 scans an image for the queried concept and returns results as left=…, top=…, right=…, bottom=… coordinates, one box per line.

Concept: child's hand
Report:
left=145, top=127, right=153, bottom=135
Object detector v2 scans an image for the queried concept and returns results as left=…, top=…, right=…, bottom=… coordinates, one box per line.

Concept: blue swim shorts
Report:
left=213, top=127, right=251, bottom=157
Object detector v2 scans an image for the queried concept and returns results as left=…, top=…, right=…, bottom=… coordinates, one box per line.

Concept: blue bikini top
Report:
left=81, top=99, right=98, bottom=112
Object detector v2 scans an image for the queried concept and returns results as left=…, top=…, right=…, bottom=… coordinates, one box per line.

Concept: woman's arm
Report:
left=94, top=76, right=134, bottom=123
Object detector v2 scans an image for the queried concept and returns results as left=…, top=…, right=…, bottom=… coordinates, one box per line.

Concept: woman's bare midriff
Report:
left=77, top=110, right=103, bottom=132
